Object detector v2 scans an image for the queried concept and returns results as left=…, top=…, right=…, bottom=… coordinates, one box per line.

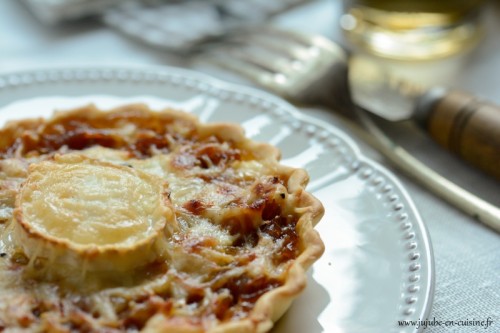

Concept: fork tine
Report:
left=203, top=48, right=283, bottom=92
left=230, top=45, right=297, bottom=75
left=242, top=34, right=312, bottom=61
left=258, top=26, right=347, bottom=59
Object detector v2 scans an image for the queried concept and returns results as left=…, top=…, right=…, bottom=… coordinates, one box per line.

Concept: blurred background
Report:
left=0, top=0, right=497, bottom=92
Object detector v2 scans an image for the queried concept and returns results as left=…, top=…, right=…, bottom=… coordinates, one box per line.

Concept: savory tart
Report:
left=0, top=104, right=324, bottom=332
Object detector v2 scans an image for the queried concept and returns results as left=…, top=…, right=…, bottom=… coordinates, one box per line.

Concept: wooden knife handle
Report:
left=424, top=89, right=500, bottom=180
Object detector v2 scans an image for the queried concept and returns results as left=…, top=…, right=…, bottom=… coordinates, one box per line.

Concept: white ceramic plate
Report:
left=0, top=66, right=434, bottom=333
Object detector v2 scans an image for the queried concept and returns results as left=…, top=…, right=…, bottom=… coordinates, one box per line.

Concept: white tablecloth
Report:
left=1, top=0, right=499, bottom=332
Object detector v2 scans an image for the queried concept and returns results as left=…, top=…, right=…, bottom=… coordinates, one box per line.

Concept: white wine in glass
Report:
left=341, top=0, right=485, bottom=60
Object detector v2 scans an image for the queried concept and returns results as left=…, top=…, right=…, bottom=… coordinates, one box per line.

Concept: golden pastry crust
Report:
left=0, top=104, right=324, bottom=332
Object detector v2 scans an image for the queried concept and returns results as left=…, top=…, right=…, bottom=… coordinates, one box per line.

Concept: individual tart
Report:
left=0, top=104, right=324, bottom=332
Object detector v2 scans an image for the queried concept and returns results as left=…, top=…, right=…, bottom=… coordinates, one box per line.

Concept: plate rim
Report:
left=0, top=65, right=435, bottom=333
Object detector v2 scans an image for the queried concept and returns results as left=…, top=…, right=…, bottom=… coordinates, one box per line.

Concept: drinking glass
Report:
left=341, top=0, right=485, bottom=60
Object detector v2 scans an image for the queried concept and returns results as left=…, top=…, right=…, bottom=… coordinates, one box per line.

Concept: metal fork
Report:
left=199, top=27, right=352, bottom=112
left=198, top=26, right=500, bottom=231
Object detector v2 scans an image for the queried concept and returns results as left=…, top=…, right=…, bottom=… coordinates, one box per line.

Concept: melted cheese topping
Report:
left=18, top=154, right=170, bottom=247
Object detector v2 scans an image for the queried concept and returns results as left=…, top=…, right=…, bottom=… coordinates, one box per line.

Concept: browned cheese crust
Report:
left=0, top=104, right=324, bottom=332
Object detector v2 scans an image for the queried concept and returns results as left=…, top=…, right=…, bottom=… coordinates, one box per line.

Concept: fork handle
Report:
left=416, top=88, right=500, bottom=181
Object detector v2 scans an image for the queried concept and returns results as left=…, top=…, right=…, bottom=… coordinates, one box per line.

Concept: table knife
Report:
left=349, top=56, right=500, bottom=180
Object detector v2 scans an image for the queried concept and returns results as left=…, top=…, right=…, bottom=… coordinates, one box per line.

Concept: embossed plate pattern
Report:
left=0, top=66, right=434, bottom=333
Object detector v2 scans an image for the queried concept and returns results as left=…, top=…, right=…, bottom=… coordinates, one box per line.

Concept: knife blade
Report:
left=348, top=55, right=500, bottom=181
